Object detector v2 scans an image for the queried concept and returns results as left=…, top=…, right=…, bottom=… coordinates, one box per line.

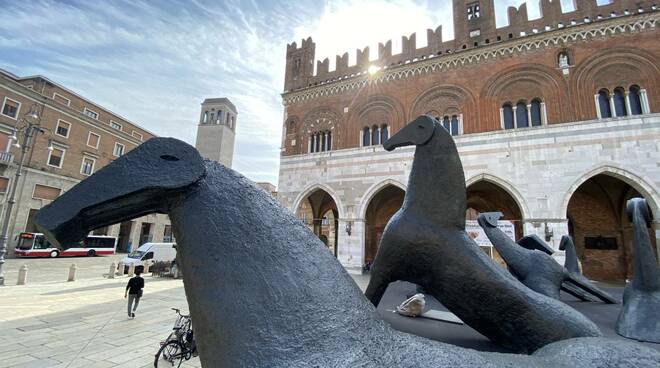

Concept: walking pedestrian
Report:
left=125, top=268, right=144, bottom=318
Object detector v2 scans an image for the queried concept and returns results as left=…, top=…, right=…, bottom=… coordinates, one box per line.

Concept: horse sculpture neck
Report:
left=403, top=122, right=466, bottom=228
left=168, top=162, right=385, bottom=366
left=628, top=199, right=660, bottom=292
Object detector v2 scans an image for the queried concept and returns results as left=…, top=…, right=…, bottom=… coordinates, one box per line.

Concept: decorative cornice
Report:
left=282, top=12, right=659, bottom=106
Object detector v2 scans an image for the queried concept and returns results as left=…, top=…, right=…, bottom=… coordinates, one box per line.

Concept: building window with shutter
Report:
left=113, top=142, right=125, bottom=157
left=109, top=120, right=123, bottom=131
left=80, top=156, right=96, bottom=176
left=55, top=120, right=71, bottom=138
left=47, top=147, right=66, bottom=168
left=87, top=132, right=100, bottom=149
left=83, top=107, right=99, bottom=119
left=1, top=97, right=20, bottom=119
left=32, top=184, right=62, bottom=200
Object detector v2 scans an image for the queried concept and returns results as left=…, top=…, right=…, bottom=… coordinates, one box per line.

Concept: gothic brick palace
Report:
left=277, top=0, right=660, bottom=281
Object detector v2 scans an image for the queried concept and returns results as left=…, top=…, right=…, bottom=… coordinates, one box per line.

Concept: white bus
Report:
left=14, top=232, right=117, bottom=258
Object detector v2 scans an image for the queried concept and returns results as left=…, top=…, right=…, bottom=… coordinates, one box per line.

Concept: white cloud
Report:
left=293, top=0, right=453, bottom=71
left=0, top=0, right=596, bottom=186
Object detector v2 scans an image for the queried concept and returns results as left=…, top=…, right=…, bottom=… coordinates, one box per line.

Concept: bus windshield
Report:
left=128, top=250, right=145, bottom=259
left=16, top=237, right=34, bottom=250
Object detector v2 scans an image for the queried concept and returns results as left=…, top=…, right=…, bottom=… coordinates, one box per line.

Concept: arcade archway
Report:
left=364, top=185, right=405, bottom=267
left=466, top=180, right=524, bottom=239
left=566, top=174, right=656, bottom=282
left=296, top=189, right=339, bottom=257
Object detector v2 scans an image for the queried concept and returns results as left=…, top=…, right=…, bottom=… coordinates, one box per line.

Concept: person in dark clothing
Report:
left=125, top=269, right=144, bottom=318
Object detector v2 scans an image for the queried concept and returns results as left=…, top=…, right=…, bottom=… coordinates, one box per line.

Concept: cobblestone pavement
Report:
left=0, top=258, right=372, bottom=368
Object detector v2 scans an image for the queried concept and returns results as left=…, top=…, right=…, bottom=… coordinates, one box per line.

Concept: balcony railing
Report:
left=0, top=151, right=13, bottom=165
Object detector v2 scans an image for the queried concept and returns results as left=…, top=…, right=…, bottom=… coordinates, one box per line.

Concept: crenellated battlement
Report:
left=283, top=0, right=658, bottom=93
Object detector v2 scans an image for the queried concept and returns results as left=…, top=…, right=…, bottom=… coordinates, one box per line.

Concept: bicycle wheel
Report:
left=154, top=340, right=184, bottom=368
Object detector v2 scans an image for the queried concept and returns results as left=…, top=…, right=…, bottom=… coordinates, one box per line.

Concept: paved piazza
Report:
left=0, top=256, right=371, bottom=368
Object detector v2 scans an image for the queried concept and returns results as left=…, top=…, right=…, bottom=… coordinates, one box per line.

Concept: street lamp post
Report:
left=0, top=106, right=53, bottom=285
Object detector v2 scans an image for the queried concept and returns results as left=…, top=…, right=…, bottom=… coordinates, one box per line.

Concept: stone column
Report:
left=527, top=104, right=532, bottom=125
left=499, top=107, right=505, bottom=129
left=640, top=89, right=650, bottom=114
left=308, top=136, right=312, bottom=153
left=609, top=95, right=617, bottom=117
left=541, top=102, right=548, bottom=125
left=337, top=218, right=365, bottom=273
left=653, top=220, right=660, bottom=264
left=594, top=94, right=602, bottom=119
left=512, top=106, right=518, bottom=127
left=625, top=91, right=632, bottom=116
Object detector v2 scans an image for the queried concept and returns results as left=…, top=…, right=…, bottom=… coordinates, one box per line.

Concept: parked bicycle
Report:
left=154, top=308, right=197, bottom=367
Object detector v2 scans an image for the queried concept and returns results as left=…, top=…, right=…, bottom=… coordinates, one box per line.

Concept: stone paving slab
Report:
left=0, top=274, right=200, bottom=368
left=0, top=254, right=372, bottom=368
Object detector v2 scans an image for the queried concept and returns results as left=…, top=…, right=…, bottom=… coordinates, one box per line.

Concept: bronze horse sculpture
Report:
left=365, top=116, right=601, bottom=353
left=35, top=135, right=659, bottom=367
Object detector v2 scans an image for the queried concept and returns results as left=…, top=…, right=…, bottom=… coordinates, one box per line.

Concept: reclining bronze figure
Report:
left=34, top=135, right=659, bottom=367
left=479, top=212, right=618, bottom=304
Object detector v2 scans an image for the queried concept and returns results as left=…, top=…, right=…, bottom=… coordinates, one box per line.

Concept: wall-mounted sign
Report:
left=466, top=220, right=516, bottom=247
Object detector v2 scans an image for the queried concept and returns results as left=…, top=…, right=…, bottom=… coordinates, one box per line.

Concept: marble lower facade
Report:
left=278, top=114, right=660, bottom=280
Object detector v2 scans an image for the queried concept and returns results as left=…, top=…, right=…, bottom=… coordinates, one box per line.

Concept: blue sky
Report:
left=0, top=0, right=583, bottom=185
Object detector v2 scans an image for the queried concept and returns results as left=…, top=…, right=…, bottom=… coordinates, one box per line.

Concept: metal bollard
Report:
left=17, top=264, right=28, bottom=285
left=127, top=263, right=135, bottom=276
left=67, top=264, right=78, bottom=282
left=108, top=262, right=116, bottom=279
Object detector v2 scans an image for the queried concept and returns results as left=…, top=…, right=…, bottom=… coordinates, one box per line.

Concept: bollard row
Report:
left=14, top=260, right=155, bottom=285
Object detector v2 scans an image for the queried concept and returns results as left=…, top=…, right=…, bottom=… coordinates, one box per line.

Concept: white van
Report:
left=121, top=243, right=177, bottom=272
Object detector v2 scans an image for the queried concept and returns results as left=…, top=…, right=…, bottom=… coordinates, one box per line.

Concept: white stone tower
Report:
left=194, top=98, right=237, bottom=168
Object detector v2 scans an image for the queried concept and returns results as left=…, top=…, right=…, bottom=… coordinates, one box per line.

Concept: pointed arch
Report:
left=358, top=179, right=407, bottom=219
left=560, top=164, right=660, bottom=220
left=465, top=173, right=530, bottom=220
left=292, top=183, right=345, bottom=219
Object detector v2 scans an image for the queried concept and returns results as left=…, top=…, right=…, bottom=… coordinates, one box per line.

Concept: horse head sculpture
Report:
left=35, top=137, right=660, bottom=367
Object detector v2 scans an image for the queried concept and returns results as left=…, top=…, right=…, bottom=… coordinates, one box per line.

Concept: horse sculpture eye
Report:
left=160, top=155, right=180, bottom=161
left=418, top=125, right=424, bottom=128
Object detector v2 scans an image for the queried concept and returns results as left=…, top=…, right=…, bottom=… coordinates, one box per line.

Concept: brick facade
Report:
left=278, top=1, right=660, bottom=280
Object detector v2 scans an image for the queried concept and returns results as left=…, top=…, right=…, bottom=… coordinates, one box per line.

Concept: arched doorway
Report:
left=296, top=189, right=339, bottom=257
left=364, top=185, right=405, bottom=267
left=466, top=180, right=524, bottom=239
left=566, top=174, right=656, bottom=282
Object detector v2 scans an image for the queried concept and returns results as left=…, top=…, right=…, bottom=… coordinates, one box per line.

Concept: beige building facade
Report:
left=0, top=69, right=172, bottom=255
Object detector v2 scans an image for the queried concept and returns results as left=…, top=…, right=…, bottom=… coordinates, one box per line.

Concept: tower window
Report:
left=371, top=125, right=380, bottom=145
left=362, top=127, right=370, bottom=146
left=441, top=115, right=461, bottom=136
left=597, top=89, right=612, bottom=118
left=629, top=85, right=643, bottom=115
left=530, top=99, right=542, bottom=126
left=613, top=87, right=627, bottom=117
left=467, top=3, right=480, bottom=20
left=516, top=101, right=529, bottom=128
left=502, top=103, right=514, bottom=129
left=380, top=124, right=389, bottom=143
